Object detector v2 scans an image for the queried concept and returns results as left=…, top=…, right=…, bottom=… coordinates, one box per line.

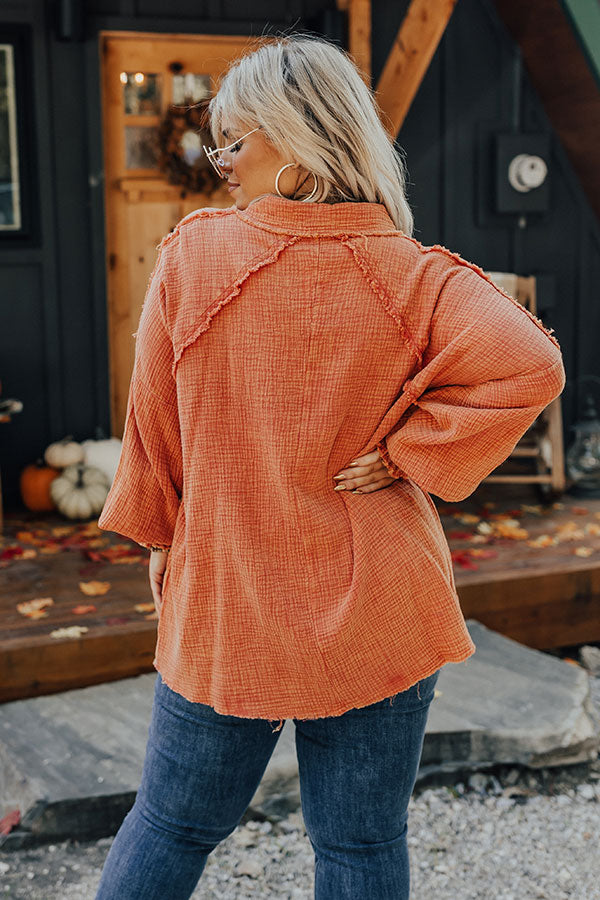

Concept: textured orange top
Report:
left=98, top=195, right=565, bottom=722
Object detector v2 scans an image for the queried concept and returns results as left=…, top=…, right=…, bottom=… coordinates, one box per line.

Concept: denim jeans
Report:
left=95, top=668, right=440, bottom=899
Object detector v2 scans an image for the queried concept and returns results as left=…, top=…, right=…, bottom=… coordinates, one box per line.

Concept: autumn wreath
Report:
left=157, top=99, right=221, bottom=196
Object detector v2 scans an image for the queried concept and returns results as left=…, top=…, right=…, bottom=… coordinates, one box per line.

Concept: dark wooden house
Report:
left=1, top=0, right=600, bottom=507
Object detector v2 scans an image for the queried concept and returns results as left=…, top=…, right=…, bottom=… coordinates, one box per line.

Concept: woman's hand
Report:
left=149, top=550, right=169, bottom=615
left=333, top=448, right=398, bottom=494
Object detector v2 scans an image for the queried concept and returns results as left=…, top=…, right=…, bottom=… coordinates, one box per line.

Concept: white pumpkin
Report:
left=50, top=463, right=110, bottom=520
left=44, top=435, right=85, bottom=469
left=81, top=436, right=123, bottom=485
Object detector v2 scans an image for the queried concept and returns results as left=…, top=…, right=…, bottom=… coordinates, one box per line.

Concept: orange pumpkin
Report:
left=20, top=459, right=61, bottom=511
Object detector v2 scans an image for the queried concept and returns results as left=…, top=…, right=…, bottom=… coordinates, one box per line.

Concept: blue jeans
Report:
left=95, top=669, right=440, bottom=899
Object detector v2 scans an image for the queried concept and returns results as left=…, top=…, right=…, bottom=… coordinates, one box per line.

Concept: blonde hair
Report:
left=209, top=35, right=414, bottom=236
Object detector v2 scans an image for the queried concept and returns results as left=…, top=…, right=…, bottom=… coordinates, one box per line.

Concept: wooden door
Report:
left=100, top=32, right=249, bottom=435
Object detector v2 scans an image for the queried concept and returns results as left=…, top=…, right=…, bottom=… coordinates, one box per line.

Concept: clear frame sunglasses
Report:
left=202, top=128, right=260, bottom=179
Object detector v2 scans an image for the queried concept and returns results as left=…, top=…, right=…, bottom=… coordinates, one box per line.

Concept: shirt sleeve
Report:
left=376, top=265, right=566, bottom=502
left=97, top=241, right=183, bottom=549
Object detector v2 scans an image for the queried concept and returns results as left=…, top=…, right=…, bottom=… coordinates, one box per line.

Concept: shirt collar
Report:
left=234, top=194, right=398, bottom=237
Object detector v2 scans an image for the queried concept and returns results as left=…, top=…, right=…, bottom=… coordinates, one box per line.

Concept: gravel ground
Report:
left=1, top=672, right=599, bottom=899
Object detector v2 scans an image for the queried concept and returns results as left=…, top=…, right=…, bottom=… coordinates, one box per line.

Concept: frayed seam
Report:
left=405, top=235, right=562, bottom=352
left=416, top=681, right=422, bottom=700
left=171, top=235, right=300, bottom=377
left=340, top=238, right=423, bottom=364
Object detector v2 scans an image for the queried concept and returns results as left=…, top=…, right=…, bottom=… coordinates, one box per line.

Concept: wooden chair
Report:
left=482, top=272, right=565, bottom=496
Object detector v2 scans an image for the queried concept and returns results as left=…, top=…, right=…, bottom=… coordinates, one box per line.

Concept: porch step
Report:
left=1, top=620, right=598, bottom=849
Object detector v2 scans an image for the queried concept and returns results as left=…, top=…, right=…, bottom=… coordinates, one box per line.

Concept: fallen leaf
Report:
left=527, top=534, right=557, bottom=548
left=50, top=626, right=89, bottom=639
left=574, top=547, right=594, bottom=558
left=570, top=506, right=589, bottom=516
left=0, top=808, right=20, bottom=836
left=494, top=521, right=529, bottom=540
left=21, top=548, right=37, bottom=559
left=144, top=611, right=159, bottom=620
left=134, top=602, right=155, bottom=613
left=563, top=657, right=582, bottom=666
left=585, top=523, right=600, bottom=536
left=79, top=580, right=111, bottom=596
left=468, top=548, right=498, bottom=559
left=451, top=551, right=479, bottom=570
left=105, top=616, right=130, bottom=626
left=80, top=522, right=102, bottom=536
left=469, top=534, right=491, bottom=544
left=0, top=545, right=24, bottom=560
left=17, top=597, right=54, bottom=617
left=15, top=530, right=37, bottom=543
left=520, top=504, right=544, bottom=516
left=71, top=604, right=97, bottom=615
left=477, top=522, right=493, bottom=535
left=453, top=513, right=480, bottom=525
left=39, top=544, right=62, bottom=555
left=52, top=525, right=77, bottom=537
left=555, top=522, right=586, bottom=542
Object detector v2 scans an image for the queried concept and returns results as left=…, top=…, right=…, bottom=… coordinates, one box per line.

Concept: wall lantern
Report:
left=566, top=394, right=600, bottom=497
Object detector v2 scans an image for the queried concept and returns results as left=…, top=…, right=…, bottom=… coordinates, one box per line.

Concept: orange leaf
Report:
left=585, top=523, right=600, bottom=536
left=51, top=525, right=77, bottom=537
left=72, top=604, right=97, bottom=615
left=79, top=580, right=111, bottom=596
left=40, top=545, right=62, bottom=555
left=570, top=506, right=589, bottom=516
left=81, top=522, right=102, bottom=536
left=469, top=548, right=498, bottom=559
left=144, top=611, right=159, bottom=620
left=555, top=522, right=586, bottom=541
left=527, top=534, right=556, bottom=548
left=135, top=602, right=155, bottom=613
left=574, top=546, right=594, bottom=558
left=17, top=597, right=54, bottom=616
left=20, top=548, right=37, bottom=560
left=15, top=530, right=37, bottom=543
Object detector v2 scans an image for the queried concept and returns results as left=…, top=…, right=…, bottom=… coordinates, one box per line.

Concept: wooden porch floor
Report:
left=2, top=486, right=600, bottom=703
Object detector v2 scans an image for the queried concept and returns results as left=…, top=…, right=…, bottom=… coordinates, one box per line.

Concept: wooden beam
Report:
left=348, top=0, right=372, bottom=83
left=376, top=0, right=458, bottom=137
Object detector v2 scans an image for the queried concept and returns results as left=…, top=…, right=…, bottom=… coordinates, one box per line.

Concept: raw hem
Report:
left=152, top=640, right=476, bottom=722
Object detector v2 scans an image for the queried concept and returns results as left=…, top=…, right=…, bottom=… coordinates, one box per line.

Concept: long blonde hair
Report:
left=208, top=35, right=414, bottom=236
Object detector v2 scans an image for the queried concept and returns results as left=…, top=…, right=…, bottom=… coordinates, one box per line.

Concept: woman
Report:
left=95, top=35, right=564, bottom=899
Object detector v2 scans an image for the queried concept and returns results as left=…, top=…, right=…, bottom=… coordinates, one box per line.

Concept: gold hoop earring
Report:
left=275, top=164, right=318, bottom=202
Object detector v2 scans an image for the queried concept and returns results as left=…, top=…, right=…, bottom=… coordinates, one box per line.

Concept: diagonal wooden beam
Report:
left=376, top=0, right=458, bottom=137
left=337, top=0, right=372, bottom=83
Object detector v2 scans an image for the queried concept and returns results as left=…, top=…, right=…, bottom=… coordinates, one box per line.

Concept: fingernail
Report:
left=351, top=489, right=362, bottom=494
left=333, top=474, right=346, bottom=480
left=348, top=461, right=360, bottom=467
left=334, top=484, right=346, bottom=491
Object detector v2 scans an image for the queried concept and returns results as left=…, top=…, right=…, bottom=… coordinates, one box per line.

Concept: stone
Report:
left=421, top=620, right=600, bottom=775
left=233, top=855, right=264, bottom=878
left=579, top=645, right=600, bottom=675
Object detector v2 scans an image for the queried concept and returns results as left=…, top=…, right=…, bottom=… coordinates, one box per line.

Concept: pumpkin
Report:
left=81, top=428, right=122, bottom=486
left=50, top=463, right=110, bottom=520
left=44, top=435, right=85, bottom=469
left=20, top=459, right=61, bottom=511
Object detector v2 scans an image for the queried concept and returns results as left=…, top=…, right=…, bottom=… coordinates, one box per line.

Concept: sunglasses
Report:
left=202, top=128, right=260, bottom=179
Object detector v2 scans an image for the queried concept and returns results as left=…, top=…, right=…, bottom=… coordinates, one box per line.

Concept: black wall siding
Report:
left=1, top=0, right=599, bottom=508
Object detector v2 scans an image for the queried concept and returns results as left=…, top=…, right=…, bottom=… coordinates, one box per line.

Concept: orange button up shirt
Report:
left=98, top=195, right=565, bottom=722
